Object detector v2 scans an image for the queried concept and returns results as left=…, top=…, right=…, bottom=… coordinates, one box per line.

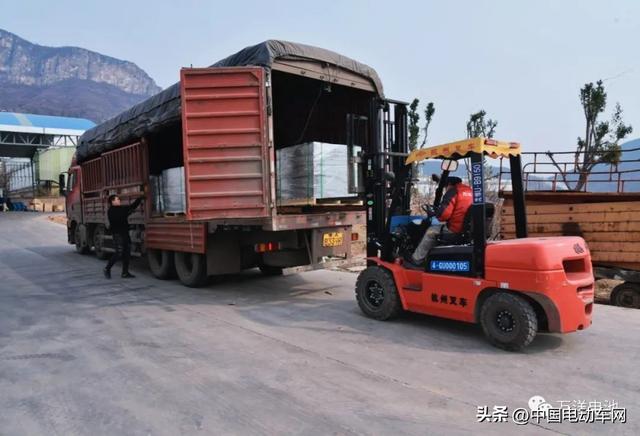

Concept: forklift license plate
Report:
left=322, top=232, right=343, bottom=247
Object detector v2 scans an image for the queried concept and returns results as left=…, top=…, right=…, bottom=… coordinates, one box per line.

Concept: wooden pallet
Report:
left=278, top=197, right=363, bottom=207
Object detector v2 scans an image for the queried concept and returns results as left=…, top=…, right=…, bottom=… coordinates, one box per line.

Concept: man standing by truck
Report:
left=104, top=194, right=143, bottom=279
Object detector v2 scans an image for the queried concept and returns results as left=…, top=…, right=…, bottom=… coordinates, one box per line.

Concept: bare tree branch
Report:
left=545, top=152, right=572, bottom=190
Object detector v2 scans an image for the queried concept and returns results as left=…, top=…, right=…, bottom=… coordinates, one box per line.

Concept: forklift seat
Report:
left=437, top=203, right=495, bottom=246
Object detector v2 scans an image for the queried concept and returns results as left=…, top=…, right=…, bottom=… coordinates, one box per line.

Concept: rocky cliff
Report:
left=0, top=29, right=161, bottom=122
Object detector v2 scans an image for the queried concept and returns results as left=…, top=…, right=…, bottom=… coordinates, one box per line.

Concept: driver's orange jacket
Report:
left=435, top=183, right=473, bottom=233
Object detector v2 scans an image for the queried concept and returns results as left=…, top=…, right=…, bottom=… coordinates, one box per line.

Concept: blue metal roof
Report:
left=0, top=112, right=95, bottom=130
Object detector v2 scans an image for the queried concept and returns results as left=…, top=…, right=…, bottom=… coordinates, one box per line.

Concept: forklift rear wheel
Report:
left=75, top=225, right=90, bottom=255
left=174, top=251, right=209, bottom=287
left=355, top=266, right=402, bottom=320
left=259, top=265, right=284, bottom=276
left=480, top=292, right=538, bottom=351
left=93, top=225, right=109, bottom=260
left=148, top=249, right=176, bottom=280
left=611, top=283, right=640, bottom=309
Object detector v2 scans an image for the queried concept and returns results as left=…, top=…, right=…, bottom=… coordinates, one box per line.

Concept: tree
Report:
left=466, top=109, right=498, bottom=178
left=408, top=98, right=420, bottom=151
left=420, top=102, right=436, bottom=148
left=463, top=110, right=501, bottom=205
left=407, top=99, right=437, bottom=213
left=408, top=99, right=436, bottom=151
left=466, top=110, right=497, bottom=139
left=547, top=80, right=633, bottom=191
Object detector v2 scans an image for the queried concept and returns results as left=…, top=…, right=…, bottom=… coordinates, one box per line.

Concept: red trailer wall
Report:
left=180, top=67, right=270, bottom=221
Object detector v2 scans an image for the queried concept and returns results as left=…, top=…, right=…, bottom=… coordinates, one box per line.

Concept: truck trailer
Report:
left=61, top=40, right=408, bottom=287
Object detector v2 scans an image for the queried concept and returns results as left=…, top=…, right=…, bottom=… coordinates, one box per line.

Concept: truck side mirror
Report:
left=58, top=173, right=66, bottom=196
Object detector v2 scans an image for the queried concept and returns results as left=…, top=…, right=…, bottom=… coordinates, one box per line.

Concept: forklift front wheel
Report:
left=355, top=266, right=402, bottom=320
left=480, top=292, right=538, bottom=351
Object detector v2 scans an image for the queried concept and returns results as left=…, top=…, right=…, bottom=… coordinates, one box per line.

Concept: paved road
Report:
left=0, top=213, right=638, bottom=436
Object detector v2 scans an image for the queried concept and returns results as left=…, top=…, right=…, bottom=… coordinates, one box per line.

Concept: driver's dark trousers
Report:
left=105, top=232, right=131, bottom=274
left=412, top=224, right=451, bottom=264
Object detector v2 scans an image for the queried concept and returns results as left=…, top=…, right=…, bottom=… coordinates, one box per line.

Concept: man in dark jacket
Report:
left=410, top=176, right=473, bottom=265
left=104, top=194, right=143, bottom=279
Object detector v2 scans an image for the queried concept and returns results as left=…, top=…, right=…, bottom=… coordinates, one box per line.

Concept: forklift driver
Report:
left=409, top=176, right=473, bottom=265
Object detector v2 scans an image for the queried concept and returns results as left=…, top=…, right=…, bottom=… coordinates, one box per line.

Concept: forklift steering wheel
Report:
left=421, top=204, right=436, bottom=217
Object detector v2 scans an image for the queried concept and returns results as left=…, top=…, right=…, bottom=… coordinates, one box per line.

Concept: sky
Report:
left=1, top=0, right=639, bottom=152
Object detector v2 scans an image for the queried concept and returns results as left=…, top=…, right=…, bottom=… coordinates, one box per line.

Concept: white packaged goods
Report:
left=149, top=174, right=164, bottom=212
left=276, top=142, right=360, bottom=203
left=161, top=167, right=185, bottom=213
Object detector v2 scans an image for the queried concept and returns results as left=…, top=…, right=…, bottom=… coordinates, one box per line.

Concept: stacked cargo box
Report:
left=276, top=142, right=360, bottom=205
left=150, top=167, right=186, bottom=214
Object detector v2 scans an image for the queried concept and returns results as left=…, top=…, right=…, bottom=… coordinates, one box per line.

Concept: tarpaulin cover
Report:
left=77, top=40, right=384, bottom=163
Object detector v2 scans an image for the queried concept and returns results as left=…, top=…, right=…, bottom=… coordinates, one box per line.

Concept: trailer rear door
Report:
left=180, top=67, right=269, bottom=220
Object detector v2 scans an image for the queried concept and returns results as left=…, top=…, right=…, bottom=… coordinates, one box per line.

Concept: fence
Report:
left=498, top=146, right=640, bottom=193
left=2, top=160, right=35, bottom=193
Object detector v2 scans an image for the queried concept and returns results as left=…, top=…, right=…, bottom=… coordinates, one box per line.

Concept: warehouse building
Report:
left=0, top=112, right=95, bottom=210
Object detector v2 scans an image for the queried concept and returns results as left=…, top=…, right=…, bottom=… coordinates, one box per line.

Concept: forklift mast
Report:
left=364, top=99, right=410, bottom=260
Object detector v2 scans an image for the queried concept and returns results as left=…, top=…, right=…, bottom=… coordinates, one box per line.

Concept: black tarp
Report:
left=77, top=40, right=384, bottom=163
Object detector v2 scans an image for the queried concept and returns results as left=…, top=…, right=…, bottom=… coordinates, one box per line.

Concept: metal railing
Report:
left=498, top=146, right=640, bottom=193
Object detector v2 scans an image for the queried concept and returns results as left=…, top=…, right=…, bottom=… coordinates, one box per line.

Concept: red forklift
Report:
left=357, top=137, right=595, bottom=350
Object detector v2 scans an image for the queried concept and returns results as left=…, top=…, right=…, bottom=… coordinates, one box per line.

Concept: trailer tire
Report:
left=148, top=249, right=176, bottom=280
left=75, top=224, right=90, bottom=254
left=174, top=251, right=209, bottom=287
left=259, top=265, right=283, bottom=276
left=355, top=266, right=402, bottom=320
left=611, top=282, right=640, bottom=309
left=93, top=225, right=109, bottom=260
left=480, top=292, right=538, bottom=351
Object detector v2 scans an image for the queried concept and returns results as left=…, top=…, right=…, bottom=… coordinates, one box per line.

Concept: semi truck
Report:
left=61, top=40, right=407, bottom=287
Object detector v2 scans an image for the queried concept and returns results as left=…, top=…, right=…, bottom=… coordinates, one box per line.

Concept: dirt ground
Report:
left=3, top=212, right=639, bottom=436
left=46, top=213, right=67, bottom=226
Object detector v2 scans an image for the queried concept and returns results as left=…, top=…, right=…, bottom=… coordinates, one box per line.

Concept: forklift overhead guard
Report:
left=405, top=137, right=521, bottom=165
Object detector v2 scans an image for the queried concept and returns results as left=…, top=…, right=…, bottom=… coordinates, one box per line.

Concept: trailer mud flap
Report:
left=146, top=222, right=206, bottom=254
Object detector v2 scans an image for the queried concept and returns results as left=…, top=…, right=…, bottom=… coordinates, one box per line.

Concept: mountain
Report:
left=0, top=28, right=161, bottom=122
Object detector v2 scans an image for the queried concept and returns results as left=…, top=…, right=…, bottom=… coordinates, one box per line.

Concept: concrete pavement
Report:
left=0, top=213, right=638, bottom=435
